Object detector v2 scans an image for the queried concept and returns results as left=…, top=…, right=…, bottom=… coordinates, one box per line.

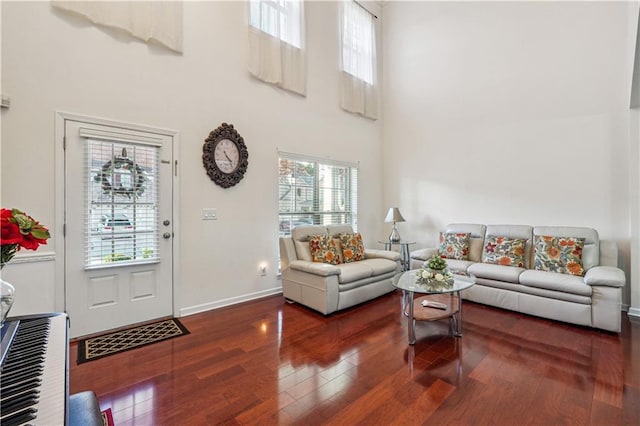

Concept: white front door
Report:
left=63, top=118, right=175, bottom=338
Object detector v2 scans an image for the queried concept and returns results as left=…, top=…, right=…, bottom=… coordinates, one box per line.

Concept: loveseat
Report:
left=279, top=224, right=401, bottom=314
left=410, top=224, right=626, bottom=332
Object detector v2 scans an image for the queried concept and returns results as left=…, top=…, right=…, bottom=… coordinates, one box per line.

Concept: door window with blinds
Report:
left=85, top=138, right=159, bottom=268
left=278, top=153, right=358, bottom=235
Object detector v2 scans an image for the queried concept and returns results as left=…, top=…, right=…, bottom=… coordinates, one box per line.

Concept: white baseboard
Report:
left=179, top=287, right=283, bottom=317
left=628, top=307, right=640, bottom=320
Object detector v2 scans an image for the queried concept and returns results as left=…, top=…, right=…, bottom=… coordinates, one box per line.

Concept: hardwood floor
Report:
left=69, top=291, right=639, bottom=425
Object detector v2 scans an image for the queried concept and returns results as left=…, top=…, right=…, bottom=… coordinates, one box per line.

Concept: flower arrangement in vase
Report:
left=1, top=208, right=50, bottom=325
left=415, top=254, right=454, bottom=289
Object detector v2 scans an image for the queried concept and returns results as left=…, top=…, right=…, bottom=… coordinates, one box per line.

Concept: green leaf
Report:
left=31, top=228, right=50, bottom=239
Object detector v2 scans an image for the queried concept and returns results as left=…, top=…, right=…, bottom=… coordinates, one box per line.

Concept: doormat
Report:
left=77, top=318, right=189, bottom=364
left=102, top=408, right=114, bottom=426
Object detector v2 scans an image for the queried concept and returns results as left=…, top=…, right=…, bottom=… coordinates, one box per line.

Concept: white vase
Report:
left=1, top=278, right=16, bottom=327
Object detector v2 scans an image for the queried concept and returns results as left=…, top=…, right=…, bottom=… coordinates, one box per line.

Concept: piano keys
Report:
left=0, top=313, right=69, bottom=426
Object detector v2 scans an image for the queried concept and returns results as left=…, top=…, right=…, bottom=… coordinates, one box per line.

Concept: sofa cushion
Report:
left=468, top=277, right=592, bottom=305
left=519, top=269, right=592, bottom=296
left=439, top=232, right=470, bottom=260
left=444, top=259, right=476, bottom=274
left=339, top=232, right=365, bottom=263
left=534, top=226, right=599, bottom=271
left=534, top=235, right=585, bottom=276
left=484, top=225, right=533, bottom=268
left=443, top=224, right=486, bottom=262
left=363, top=258, right=399, bottom=275
left=309, top=234, right=342, bottom=265
left=482, top=236, right=527, bottom=267
left=468, top=262, right=524, bottom=284
left=337, top=262, right=373, bottom=283
left=336, top=258, right=397, bottom=285
left=410, top=247, right=438, bottom=262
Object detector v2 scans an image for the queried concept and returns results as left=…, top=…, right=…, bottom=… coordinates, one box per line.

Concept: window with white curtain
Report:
left=52, top=1, right=183, bottom=53
left=339, top=0, right=378, bottom=119
left=249, top=0, right=301, bottom=48
left=341, top=1, right=374, bottom=84
left=278, top=153, right=358, bottom=236
left=248, top=0, right=306, bottom=95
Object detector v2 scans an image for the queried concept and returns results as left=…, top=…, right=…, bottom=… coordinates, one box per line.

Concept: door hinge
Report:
left=63, top=136, right=66, bottom=150
left=63, top=223, right=66, bottom=237
left=175, top=160, right=178, bottom=177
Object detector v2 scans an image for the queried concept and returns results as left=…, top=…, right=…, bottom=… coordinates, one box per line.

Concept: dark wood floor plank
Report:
left=69, top=292, right=637, bottom=424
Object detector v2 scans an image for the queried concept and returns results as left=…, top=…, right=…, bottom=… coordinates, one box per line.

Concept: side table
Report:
left=379, top=240, right=415, bottom=271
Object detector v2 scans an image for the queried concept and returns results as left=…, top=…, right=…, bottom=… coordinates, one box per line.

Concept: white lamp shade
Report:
left=384, top=207, right=405, bottom=223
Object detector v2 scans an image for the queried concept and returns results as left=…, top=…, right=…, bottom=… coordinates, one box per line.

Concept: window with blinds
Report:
left=278, top=153, right=358, bottom=236
left=85, top=139, right=160, bottom=268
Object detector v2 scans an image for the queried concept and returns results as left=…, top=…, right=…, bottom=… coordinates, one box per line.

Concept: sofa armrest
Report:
left=279, top=237, right=297, bottom=271
left=288, top=260, right=340, bottom=277
left=364, top=249, right=401, bottom=262
left=584, top=266, right=626, bottom=288
left=410, top=247, right=438, bottom=261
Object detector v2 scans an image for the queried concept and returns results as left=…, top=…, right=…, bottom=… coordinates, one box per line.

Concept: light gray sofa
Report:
left=410, top=224, right=626, bottom=332
left=279, top=224, right=401, bottom=314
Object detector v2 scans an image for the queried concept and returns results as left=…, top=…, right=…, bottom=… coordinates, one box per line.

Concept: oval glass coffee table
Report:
left=393, top=271, right=476, bottom=345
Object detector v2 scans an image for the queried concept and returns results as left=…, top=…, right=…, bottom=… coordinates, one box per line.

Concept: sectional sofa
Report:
left=410, top=224, right=625, bottom=332
left=279, top=224, right=401, bottom=314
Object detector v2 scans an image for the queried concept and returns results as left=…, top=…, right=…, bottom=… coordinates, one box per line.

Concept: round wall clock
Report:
left=202, top=123, right=249, bottom=188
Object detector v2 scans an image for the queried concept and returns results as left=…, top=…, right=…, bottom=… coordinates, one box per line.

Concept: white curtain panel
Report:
left=340, top=1, right=378, bottom=120
left=248, top=0, right=306, bottom=96
left=52, top=1, right=184, bottom=53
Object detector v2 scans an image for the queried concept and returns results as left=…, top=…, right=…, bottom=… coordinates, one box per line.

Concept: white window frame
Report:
left=278, top=152, right=358, bottom=236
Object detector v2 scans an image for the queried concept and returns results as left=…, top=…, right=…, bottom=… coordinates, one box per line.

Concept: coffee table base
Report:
left=404, top=292, right=463, bottom=344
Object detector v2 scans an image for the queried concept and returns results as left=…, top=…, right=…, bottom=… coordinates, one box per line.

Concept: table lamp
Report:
left=385, top=207, right=405, bottom=243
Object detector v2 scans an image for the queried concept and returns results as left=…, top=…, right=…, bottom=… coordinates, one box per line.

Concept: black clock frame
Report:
left=202, top=123, right=249, bottom=188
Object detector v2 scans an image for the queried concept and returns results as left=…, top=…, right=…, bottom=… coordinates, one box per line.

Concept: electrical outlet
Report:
left=260, top=265, right=267, bottom=276
left=202, top=209, right=217, bottom=220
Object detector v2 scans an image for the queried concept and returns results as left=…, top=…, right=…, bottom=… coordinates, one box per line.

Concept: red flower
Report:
left=1, top=208, right=50, bottom=267
left=1, top=213, right=23, bottom=244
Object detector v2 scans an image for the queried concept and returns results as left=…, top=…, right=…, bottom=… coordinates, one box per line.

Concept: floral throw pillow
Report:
left=482, top=236, right=526, bottom=267
left=339, top=232, right=365, bottom=263
left=308, top=234, right=342, bottom=265
left=438, top=232, right=470, bottom=260
left=533, top=235, right=585, bottom=276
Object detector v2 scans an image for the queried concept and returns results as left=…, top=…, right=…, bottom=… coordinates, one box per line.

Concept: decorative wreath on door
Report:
left=96, top=156, right=146, bottom=198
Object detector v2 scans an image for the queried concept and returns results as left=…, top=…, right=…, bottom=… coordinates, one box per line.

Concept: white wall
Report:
left=629, top=2, right=640, bottom=318
left=1, top=1, right=384, bottom=316
left=3, top=0, right=637, bottom=318
left=382, top=1, right=635, bottom=306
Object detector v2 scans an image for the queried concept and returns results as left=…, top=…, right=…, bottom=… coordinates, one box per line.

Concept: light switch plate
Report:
left=202, top=208, right=217, bottom=220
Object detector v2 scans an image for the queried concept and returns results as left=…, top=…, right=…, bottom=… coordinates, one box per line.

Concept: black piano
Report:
left=0, top=313, right=102, bottom=426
